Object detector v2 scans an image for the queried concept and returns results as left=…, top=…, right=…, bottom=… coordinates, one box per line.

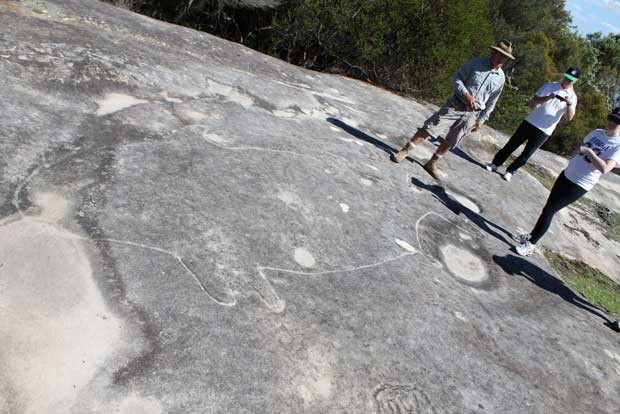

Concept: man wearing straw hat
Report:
left=391, top=40, right=515, bottom=180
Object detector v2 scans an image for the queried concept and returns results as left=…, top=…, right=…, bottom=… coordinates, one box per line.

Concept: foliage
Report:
left=488, top=88, right=531, bottom=134
left=266, top=0, right=496, bottom=100
left=586, top=33, right=620, bottom=106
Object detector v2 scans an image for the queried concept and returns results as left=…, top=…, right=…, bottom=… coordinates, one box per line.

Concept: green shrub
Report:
left=267, top=0, right=495, bottom=100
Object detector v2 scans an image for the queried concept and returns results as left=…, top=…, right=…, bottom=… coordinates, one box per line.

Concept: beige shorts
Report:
left=422, top=97, right=479, bottom=148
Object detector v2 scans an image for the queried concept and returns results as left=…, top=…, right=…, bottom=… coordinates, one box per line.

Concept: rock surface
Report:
left=1, top=1, right=620, bottom=413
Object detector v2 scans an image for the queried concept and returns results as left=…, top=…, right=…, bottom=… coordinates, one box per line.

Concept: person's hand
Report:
left=464, top=92, right=478, bottom=111
left=579, top=146, right=592, bottom=155
left=472, top=119, right=483, bottom=132
left=564, top=97, right=573, bottom=107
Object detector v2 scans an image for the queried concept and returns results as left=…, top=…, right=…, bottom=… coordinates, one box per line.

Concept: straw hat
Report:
left=490, top=40, right=515, bottom=60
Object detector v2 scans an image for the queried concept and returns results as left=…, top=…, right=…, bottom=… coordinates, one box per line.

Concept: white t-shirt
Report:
left=525, top=82, right=577, bottom=136
left=564, top=129, right=620, bottom=191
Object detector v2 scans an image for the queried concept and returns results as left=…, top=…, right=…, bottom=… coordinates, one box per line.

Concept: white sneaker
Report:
left=503, top=172, right=512, bottom=182
left=511, top=233, right=531, bottom=243
left=485, top=163, right=498, bottom=172
left=516, top=240, right=536, bottom=256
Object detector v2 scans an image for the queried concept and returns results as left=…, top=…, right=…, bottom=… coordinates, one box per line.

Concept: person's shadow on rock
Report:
left=326, top=117, right=423, bottom=166
left=493, top=254, right=618, bottom=331
left=328, top=117, right=487, bottom=169
left=450, top=145, right=486, bottom=169
left=411, top=176, right=513, bottom=246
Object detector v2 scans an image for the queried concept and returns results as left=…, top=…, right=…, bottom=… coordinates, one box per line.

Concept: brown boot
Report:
left=391, top=142, right=413, bottom=163
left=423, top=154, right=441, bottom=180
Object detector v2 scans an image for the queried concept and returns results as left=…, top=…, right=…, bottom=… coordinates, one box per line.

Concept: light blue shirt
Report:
left=453, top=57, right=505, bottom=123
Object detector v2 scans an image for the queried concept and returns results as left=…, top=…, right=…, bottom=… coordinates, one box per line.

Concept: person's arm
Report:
left=527, top=83, right=554, bottom=108
left=478, top=84, right=503, bottom=124
left=528, top=94, right=555, bottom=107
left=570, top=146, right=581, bottom=157
left=565, top=95, right=577, bottom=121
left=570, top=131, right=595, bottom=157
left=453, top=59, right=477, bottom=110
left=579, top=147, right=619, bottom=173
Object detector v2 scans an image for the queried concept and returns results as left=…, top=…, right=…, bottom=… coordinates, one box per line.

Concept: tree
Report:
left=268, top=0, right=495, bottom=100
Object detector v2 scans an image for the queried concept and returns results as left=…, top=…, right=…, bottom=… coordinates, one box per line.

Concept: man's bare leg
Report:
left=391, top=129, right=430, bottom=163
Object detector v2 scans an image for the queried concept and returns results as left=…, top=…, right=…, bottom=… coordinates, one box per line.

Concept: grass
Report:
left=520, top=163, right=556, bottom=191
left=577, top=198, right=620, bottom=244
left=544, top=249, right=620, bottom=319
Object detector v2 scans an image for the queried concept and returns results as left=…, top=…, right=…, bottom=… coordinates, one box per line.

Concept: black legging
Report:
left=492, top=120, right=549, bottom=173
left=529, top=171, right=588, bottom=244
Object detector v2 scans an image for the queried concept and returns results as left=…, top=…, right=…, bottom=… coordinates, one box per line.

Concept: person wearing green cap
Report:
left=485, top=67, right=580, bottom=182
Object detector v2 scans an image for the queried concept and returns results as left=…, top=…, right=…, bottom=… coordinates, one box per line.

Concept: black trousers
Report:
left=529, top=171, right=588, bottom=244
left=492, top=120, right=549, bottom=173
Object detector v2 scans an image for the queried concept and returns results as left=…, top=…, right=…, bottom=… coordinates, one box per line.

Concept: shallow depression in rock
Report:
left=440, top=244, right=487, bottom=283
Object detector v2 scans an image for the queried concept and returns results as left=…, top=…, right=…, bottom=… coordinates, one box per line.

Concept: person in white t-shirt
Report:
left=486, top=67, right=579, bottom=182
left=514, top=108, right=620, bottom=256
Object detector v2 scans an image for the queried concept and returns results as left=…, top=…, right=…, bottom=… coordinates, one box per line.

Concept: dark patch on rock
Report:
left=373, top=383, right=440, bottom=414
left=112, top=307, right=163, bottom=387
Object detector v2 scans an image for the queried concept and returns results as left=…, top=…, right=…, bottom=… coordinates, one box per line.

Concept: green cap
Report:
left=563, top=67, right=580, bottom=82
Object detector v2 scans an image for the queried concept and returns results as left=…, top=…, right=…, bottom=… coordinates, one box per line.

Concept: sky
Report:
left=566, top=0, right=620, bottom=35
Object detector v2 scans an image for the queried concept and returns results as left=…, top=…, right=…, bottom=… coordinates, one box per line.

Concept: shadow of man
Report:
left=326, top=117, right=422, bottom=165
left=411, top=176, right=513, bottom=246
left=451, top=145, right=487, bottom=169
left=328, top=117, right=488, bottom=170
left=493, top=254, right=619, bottom=331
